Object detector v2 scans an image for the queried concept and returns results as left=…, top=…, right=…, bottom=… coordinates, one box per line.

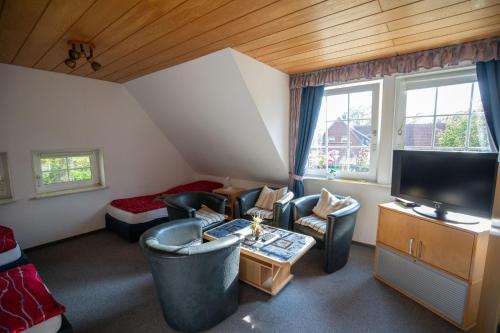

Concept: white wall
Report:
left=231, top=50, right=290, bottom=168
left=125, top=48, right=290, bottom=184
left=0, top=64, right=195, bottom=248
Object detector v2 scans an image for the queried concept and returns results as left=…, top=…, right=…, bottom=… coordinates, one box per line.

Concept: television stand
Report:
left=413, top=206, right=480, bottom=224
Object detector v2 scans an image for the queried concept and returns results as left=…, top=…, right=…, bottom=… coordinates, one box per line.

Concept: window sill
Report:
left=31, top=185, right=108, bottom=200
left=304, top=176, right=391, bottom=188
left=0, top=198, right=15, bottom=205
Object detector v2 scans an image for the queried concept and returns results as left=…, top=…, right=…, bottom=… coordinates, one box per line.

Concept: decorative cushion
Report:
left=255, top=186, right=288, bottom=210
left=195, top=205, right=226, bottom=228
left=245, top=207, right=273, bottom=220
left=295, top=214, right=327, bottom=234
left=312, top=188, right=352, bottom=219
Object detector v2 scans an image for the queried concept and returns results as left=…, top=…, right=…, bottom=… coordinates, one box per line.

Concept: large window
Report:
left=307, top=82, right=380, bottom=181
left=0, top=152, right=13, bottom=203
left=395, top=69, right=495, bottom=152
left=33, top=149, right=105, bottom=196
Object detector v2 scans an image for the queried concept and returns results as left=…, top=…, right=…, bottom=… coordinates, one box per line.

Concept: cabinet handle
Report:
left=418, top=241, right=423, bottom=258
left=408, top=238, right=414, bottom=256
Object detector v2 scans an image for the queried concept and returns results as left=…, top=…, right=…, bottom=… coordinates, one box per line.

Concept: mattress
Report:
left=0, top=242, right=22, bottom=266
left=107, top=180, right=223, bottom=224
left=106, top=203, right=168, bottom=224
left=23, top=315, right=62, bottom=333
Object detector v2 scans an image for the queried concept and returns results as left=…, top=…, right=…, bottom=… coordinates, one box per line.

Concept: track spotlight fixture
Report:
left=64, top=58, right=76, bottom=69
left=64, top=40, right=101, bottom=71
left=91, top=61, right=101, bottom=71
left=68, top=43, right=80, bottom=60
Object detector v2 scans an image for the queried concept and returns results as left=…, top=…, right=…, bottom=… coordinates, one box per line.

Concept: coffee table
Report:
left=203, top=219, right=315, bottom=296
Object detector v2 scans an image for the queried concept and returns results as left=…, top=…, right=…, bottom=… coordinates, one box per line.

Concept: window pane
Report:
left=404, top=116, right=434, bottom=149
left=328, top=148, right=348, bottom=171
left=349, top=147, right=371, bottom=172
left=41, top=157, right=67, bottom=171
left=434, top=115, right=468, bottom=149
left=68, top=168, right=92, bottom=181
left=308, top=147, right=327, bottom=170
left=349, top=91, right=372, bottom=119
left=436, top=83, right=472, bottom=115
left=67, top=155, right=91, bottom=169
left=406, top=88, right=435, bottom=116
left=327, top=94, right=348, bottom=121
left=327, top=121, right=349, bottom=146
left=42, top=170, right=68, bottom=185
left=350, top=119, right=371, bottom=147
left=469, top=113, right=492, bottom=150
left=471, top=82, right=484, bottom=113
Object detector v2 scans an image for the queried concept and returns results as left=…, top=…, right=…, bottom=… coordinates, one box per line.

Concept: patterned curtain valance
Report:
left=290, top=37, right=500, bottom=89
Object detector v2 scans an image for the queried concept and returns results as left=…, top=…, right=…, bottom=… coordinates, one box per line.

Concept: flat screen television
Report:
left=391, top=150, right=498, bottom=223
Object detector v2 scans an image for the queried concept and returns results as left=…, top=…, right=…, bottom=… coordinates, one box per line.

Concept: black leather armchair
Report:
left=140, top=219, right=243, bottom=332
left=291, top=194, right=360, bottom=274
left=236, top=187, right=294, bottom=229
left=160, top=192, right=227, bottom=230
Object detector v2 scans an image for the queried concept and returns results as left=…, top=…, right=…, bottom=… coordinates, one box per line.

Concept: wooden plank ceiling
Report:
left=1, top=0, right=499, bottom=83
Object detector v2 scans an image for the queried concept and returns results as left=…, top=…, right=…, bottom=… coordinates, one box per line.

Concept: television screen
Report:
left=392, top=150, right=497, bottom=218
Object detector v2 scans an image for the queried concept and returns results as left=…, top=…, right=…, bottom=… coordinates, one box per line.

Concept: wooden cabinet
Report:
left=418, top=219, right=474, bottom=280
left=212, top=187, right=245, bottom=219
left=378, top=208, right=419, bottom=256
left=375, top=202, right=491, bottom=330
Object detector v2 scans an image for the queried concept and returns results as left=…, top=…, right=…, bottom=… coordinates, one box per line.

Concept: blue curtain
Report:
left=476, top=60, right=500, bottom=150
left=292, top=85, right=325, bottom=197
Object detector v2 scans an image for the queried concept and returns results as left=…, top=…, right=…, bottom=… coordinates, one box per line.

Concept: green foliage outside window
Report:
left=41, top=155, right=92, bottom=185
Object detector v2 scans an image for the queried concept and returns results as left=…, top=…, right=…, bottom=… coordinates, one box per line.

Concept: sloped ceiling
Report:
left=125, top=48, right=289, bottom=183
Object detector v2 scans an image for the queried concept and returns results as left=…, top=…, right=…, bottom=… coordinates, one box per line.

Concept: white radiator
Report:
left=375, top=245, right=469, bottom=325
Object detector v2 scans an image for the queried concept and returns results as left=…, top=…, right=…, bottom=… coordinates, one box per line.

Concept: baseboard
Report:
left=353, top=240, right=375, bottom=249
left=24, top=228, right=106, bottom=252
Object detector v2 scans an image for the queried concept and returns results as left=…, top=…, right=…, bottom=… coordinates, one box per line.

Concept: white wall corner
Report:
left=230, top=49, right=290, bottom=172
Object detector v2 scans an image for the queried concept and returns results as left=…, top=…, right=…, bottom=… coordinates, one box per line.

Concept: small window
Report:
left=395, top=69, right=495, bottom=153
left=33, top=149, right=105, bottom=196
left=0, top=152, right=13, bottom=202
left=307, top=81, right=381, bottom=181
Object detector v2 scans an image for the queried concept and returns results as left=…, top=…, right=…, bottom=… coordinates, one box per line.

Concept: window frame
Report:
left=394, top=67, right=494, bottom=152
left=32, top=149, right=105, bottom=196
left=0, top=152, right=14, bottom=203
left=306, top=81, right=381, bottom=181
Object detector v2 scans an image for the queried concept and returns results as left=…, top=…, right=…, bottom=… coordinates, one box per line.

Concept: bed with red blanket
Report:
left=105, top=180, right=222, bottom=241
left=0, top=226, right=28, bottom=272
left=0, top=264, right=72, bottom=333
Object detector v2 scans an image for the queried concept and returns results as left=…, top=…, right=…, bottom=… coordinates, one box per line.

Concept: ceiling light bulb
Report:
left=91, top=61, right=101, bottom=71
left=64, top=58, right=76, bottom=69
left=68, top=48, right=80, bottom=60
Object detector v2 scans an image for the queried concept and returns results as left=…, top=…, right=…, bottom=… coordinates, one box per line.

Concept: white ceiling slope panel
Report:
left=125, top=48, right=289, bottom=183
left=231, top=49, right=289, bottom=170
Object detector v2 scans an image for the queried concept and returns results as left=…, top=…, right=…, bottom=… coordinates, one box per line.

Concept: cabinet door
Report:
left=418, top=221, right=474, bottom=280
left=378, top=208, right=419, bottom=256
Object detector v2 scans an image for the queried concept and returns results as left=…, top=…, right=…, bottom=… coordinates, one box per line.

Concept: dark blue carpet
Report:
left=27, top=230, right=462, bottom=333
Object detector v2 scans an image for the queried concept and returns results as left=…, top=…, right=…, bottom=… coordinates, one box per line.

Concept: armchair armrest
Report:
left=327, top=200, right=361, bottom=220
left=273, top=191, right=295, bottom=229
left=161, top=196, right=196, bottom=219
left=237, top=188, right=262, bottom=216
left=198, top=192, right=227, bottom=214
left=291, top=194, right=320, bottom=220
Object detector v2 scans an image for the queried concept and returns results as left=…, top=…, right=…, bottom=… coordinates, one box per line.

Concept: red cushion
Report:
left=110, top=181, right=223, bottom=214
left=0, top=225, right=17, bottom=253
left=0, top=264, right=65, bottom=333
